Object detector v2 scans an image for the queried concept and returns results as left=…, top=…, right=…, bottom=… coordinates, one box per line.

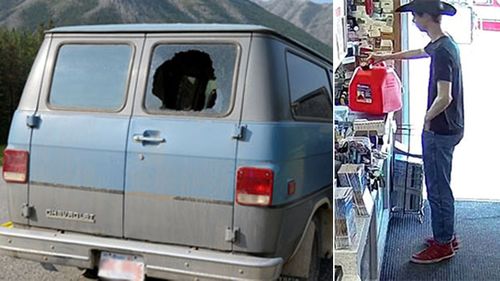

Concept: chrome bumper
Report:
left=0, top=226, right=283, bottom=281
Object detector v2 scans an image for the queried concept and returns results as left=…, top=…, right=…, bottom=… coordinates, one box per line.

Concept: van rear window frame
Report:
left=46, top=42, right=135, bottom=113
left=141, top=42, right=241, bottom=118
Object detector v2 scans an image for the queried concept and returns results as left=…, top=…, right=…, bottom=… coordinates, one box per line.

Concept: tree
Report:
left=0, top=24, right=46, bottom=143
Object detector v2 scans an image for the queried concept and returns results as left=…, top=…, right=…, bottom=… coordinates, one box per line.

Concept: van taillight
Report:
left=2, top=149, right=29, bottom=183
left=236, top=167, right=273, bottom=206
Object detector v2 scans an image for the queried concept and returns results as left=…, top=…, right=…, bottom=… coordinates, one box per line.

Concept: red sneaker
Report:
left=425, top=235, right=460, bottom=250
left=411, top=242, right=455, bottom=264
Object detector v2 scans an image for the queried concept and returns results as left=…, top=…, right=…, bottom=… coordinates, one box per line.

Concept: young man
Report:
left=370, top=0, right=464, bottom=264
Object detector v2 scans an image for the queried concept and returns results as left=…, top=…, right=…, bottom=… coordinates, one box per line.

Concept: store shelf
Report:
left=343, top=56, right=356, bottom=65
left=376, top=209, right=391, bottom=276
left=335, top=113, right=395, bottom=281
left=335, top=202, right=373, bottom=280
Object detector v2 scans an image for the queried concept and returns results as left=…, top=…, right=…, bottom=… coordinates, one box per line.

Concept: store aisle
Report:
left=380, top=201, right=500, bottom=281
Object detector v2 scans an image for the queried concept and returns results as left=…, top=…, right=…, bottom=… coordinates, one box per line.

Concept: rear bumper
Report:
left=0, top=226, right=283, bottom=281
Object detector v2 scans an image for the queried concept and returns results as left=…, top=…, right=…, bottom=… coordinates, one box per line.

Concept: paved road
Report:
left=0, top=175, right=332, bottom=280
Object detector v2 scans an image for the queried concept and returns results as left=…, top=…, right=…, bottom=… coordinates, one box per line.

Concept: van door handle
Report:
left=133, top=134, right=165, bottom=144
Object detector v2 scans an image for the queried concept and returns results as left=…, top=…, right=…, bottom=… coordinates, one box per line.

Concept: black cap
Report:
left=395, top=0, right=457, bottom=16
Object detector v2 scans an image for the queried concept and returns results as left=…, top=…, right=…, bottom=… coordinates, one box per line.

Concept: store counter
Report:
left=335, top=112, right=395, bottom=281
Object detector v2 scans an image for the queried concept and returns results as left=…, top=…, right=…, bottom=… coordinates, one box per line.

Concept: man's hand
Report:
left=424, top=115, right=432, bottom=131
left=425, top=81, right=453, bottom=130
left=367, top=53, right=388, bottom=64
left=424, top=113, right=432, bottom=123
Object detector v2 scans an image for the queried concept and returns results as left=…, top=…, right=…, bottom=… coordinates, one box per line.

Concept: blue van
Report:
left=1, top=24, right=333, bottom=280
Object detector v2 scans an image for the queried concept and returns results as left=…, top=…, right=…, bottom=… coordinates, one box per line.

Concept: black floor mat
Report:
left=380, top=201, right=500, bottom=281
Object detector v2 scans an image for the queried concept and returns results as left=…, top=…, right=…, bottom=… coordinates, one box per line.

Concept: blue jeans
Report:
left=422, top=130, right=463, bottom=244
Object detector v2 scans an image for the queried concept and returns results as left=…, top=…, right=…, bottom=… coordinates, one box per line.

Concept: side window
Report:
left=286, top=52, right=333, bottom=122
left=49, top=44, right=132, bottom=111
left=145, top=44, right=237, bottom=115
left=329, top=69, right=334, bottom=98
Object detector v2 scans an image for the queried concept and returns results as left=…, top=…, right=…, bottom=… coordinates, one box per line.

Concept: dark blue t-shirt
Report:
left=424, top=36, right=464, bottom=135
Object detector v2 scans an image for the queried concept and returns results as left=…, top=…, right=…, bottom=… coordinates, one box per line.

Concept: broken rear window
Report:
left=145, top=44, right=238, bottom=115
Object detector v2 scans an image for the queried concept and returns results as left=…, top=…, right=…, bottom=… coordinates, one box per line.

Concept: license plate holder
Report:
left=98, top=251, right=145, bottom=281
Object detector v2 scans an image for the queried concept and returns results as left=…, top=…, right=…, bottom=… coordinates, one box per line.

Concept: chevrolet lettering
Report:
left=45, top=209, right=96, bottom=223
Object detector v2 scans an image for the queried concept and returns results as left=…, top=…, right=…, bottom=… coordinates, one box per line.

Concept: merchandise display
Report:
left=353, top=118, right=387, bottom=135
left=335, top=105, right=350, bottom=122
left=334, top=107, right=396, bottom=281
left=335, top=187, right=357, bottom=249
left=346, top=0, right=397, bottom=54
left=338, top=164, right=371, bottom=217
left=391, top=152, right=425, bottom=223
left=337, top=0, right=402, bottom=110
left=335, top=64, right=350, bottom=106
left=338, top=164, right=367, bottom=192
left=335, top=3, right=402, bottom=279
left=337, top=139, right=372, bottom=165
left=393, top=154, right=424, bottom=192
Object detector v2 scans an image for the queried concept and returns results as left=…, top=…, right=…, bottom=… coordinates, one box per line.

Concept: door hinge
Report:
left=232, top=125, right=247, bottom=140
left=26, top=115, right=41, bottom=129
left=21, top=204, right=34, bottom=219
left=225, top=227, right=240, bottom=242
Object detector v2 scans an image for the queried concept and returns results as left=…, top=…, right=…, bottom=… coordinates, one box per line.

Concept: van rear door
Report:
left=124, top=34, right=249, bottom=250
left=27, top=35, right=144, bottom=236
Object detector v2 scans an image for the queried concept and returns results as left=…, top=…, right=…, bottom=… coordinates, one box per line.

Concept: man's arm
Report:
left=425, top=81, right=453, bottom=124
left=370, top=49, right=429, bottom=63
left=425, top=48, right=454, bottom=129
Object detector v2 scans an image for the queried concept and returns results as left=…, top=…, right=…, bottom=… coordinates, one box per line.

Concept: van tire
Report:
left=280, top=216, right=321, bottom=280
left=306, top=218, right=320, bottom=281
left=80, top=267, right=98, bottom=279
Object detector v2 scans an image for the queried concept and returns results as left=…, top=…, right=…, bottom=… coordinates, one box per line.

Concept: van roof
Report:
left=49, top=23, right=272, bottom=33
left=47, top=23, right=332, bottom=65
